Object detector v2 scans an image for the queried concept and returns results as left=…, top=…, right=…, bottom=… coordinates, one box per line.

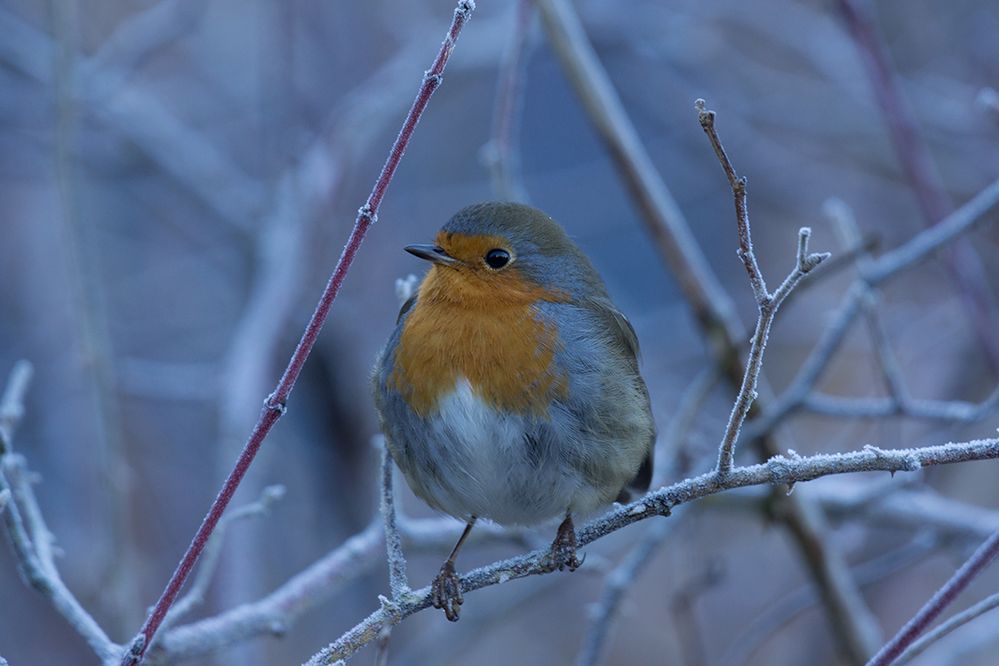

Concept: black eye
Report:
left=484, top=248, right=510, bottom=269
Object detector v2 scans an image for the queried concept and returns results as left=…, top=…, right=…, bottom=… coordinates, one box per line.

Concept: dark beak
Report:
left=404, top=244, right=459, bottom=266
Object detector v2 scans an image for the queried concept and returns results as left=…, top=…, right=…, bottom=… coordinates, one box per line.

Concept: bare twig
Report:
left=121, top=2, right=477, bottom=662
left=485, top=0, right=533, bottom=202
left=869, top=527, right=999, bottom=666
left=0, top=360, right=33, bottom=454
left=0, top=362, right=121, bottom=664
left=380, top=443, right=409, bottom=601
left=894, top=592, right=999, bottom=665
left=576, top=520, right=674, bottom=666
left=748, top=174, right=999, bottom=437
left=372, top=627, right=392, bottom=666
left=535, top=1, right=884, bottom=658
left=653, top=367, right=721, bottom=488
left=304, top=436, right=999, bottom=664
left=146, top=516, right=517, bottom=663
left=535, top=0, right=743, bottom=348
left=696, top=100, right=830, bottom=476
left=835, top=0, right=999, bottom=372
left=161, top=485, right=286, bottom=631
left=723, top=535, right=937, bottom=665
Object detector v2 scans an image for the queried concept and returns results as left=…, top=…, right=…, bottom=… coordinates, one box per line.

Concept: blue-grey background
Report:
left=2, top=0, right=998, bottom=664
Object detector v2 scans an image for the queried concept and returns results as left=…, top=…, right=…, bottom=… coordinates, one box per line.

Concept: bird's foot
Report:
left=431, top=560, right=463, bottom=621
left=545, top=515, right=583, bottom=572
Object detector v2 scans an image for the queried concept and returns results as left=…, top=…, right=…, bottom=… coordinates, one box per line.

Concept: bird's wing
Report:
left=584, top=296, right=640, bottom=361
left=582, top=296, right=653, bottom=494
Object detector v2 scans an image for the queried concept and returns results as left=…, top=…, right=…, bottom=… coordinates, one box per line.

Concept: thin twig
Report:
left=380, top=442, right=409, bottom=601
left=0, top=363, right=121, bottom=663
left=0, top=360, right=33, bottom=454
left=120, top=2, right=477, bottom=662
left=534, top=0, right=743, bottom=349
left=576, top=520, right=675, bottom=666
left=161, top=485, right=287, bottom=631
left=304, top=436, right=999, bottom=665
left=868, top=528, right=999, bottom=666
left=894, top=592, right=999, bottom=665
left=534, top=1, right=889, bottom=658
left=696, top=100, right=830, bottom=476
left=723, top=535, right=937, bottom=666
left=836, top=0, right=999, bottom=373
left=146, top=516, right=518, bottom=663
left=372, top=627, right=392, bottom=666
left=485, top=0, right=533, bottom=202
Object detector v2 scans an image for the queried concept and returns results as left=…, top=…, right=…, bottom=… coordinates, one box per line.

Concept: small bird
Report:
left=373, top=202, right=654, bottom=621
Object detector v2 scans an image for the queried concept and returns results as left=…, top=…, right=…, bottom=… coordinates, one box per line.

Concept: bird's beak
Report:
left=404, top=244, right=459, bottom=267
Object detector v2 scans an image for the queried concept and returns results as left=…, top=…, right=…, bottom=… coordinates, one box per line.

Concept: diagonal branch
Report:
left=893, top=592, right=999, bottom=665
left=120, top=2, right=477, bottom=662
left=868, top=527, right=999, bottom=666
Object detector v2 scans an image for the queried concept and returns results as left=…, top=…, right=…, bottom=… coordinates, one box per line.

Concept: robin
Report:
left=373, top=202, right=655, bottom=621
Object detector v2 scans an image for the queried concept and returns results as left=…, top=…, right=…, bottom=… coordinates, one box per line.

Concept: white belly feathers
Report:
left=418, top=377, right=583, bottom=525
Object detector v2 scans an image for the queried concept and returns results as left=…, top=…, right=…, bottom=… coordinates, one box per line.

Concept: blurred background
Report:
left=2, top=0, right=999, bottom=664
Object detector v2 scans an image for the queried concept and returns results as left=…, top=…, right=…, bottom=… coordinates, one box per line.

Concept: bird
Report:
left=373, top=202, right=655, bottom=621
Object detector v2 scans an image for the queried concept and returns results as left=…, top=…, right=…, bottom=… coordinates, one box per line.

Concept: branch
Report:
left=534, top=0, right=743, bottom=349
left=535, top=1, right=884, bottom=658
left=575, top=520, right=674, bottom=666
left=0, top=360, right=33, bottom=454
left=723, top=536, right=936, bottom=665
left=869, top=527, right=999, bottom=665
left=161, top=485, right=286, bottom=631
left=485, top=0, right=533, bottom=202
left=146, top=516, right=517, bottom=663
left=304, top=436, right=999, bottom=664
left=380, top=442, right=409, bottom=601
left=0, top=362, right=120, bottom=664
left=894, top=592, right=999, bottom=665
left=835, top=0, right=999, bottom=373
left=120, top=2, right=477, bottom=662
left=696, top=99, right=830, bottom=476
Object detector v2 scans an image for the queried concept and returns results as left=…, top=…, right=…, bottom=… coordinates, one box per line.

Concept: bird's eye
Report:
left=484, top=248, right=511, bottom=269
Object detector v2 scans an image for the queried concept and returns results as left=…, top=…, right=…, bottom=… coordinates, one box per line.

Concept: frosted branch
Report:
left=696, top=99, right=830, bottom=476
left=0, top=362, right=120, bottom=664
left=303, top=436, right=999, bottom=664
left=380, top=441, right=410, bottom=601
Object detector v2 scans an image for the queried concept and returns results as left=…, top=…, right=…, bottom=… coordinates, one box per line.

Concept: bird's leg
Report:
left=547, top=512, right=583, bottom=572
left=432, top=516, right=476, bottom=621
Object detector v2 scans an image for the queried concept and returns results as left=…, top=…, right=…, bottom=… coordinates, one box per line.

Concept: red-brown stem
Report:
left=120, top=3, right=475, bottom=663
left=868, top=527, right=999, bottom=666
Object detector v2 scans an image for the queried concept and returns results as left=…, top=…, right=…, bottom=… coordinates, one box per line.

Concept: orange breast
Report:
left=389, top=264, right=569, bottom=416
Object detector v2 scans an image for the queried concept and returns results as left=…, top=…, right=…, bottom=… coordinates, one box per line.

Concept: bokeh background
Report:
left=2, top=0, right=999, bottom=664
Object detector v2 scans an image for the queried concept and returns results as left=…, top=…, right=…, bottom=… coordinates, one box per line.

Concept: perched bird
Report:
left=373, top=202, right=654, bottom=621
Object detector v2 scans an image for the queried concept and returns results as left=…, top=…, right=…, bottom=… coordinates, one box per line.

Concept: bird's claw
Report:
left=431, top=560, right=463, bottom=621
left=546, top=517, right=583, bottom=572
